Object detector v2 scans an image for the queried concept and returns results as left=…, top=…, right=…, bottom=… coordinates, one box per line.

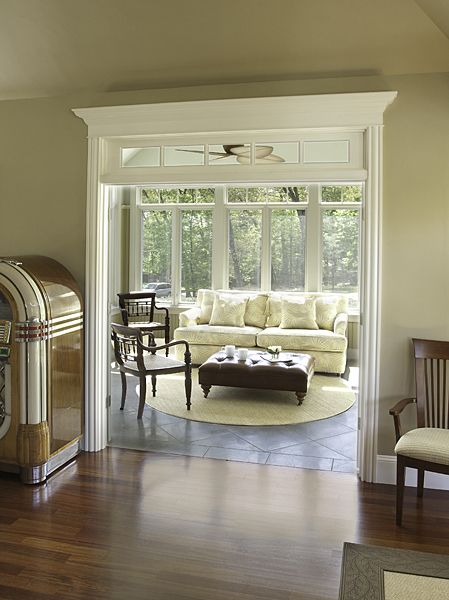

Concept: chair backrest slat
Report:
left=414, top=339, right=449, bottom=429
left=118, top=292, right=156, bottom=325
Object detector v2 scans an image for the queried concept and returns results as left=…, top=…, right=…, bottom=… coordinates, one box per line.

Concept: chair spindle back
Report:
left=413, top=338, right=449, bottom=429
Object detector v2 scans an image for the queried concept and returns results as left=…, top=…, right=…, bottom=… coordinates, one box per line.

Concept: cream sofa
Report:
left=174, top=289, right=348, bottom=374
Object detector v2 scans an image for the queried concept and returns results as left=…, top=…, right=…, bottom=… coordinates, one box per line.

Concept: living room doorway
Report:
left=107, top=181, right=360, bottom=473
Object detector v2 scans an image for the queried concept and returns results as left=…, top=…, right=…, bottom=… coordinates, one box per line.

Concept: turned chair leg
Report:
left=417, top=468, right=425, bottom=498
left=120, top=371, right=127, bottom=410
left=164, top=319, right=170, bottom=357
left=137, top=374, right=147, bottom=419
left=396, top=455, right=406, bottom=526
left=151, top=375, right=157, bottom=397
left=185, top=365, right=192, bottom=410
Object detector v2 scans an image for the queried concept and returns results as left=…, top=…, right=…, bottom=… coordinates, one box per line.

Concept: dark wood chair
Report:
left=117, top=291, right=170, bottom=356
left=390, top=338, right=449, bottom=525
left=111, top=323, right=192, bottom=419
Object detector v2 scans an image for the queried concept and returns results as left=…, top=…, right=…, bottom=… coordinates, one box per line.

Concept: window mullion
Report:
left=172, top=207, right=181, bottom=304
left=261, top=205, right=271, bottom=290
left=306, top=184, right=320, bottom=291
left=212, top=186, right=227, bottom=289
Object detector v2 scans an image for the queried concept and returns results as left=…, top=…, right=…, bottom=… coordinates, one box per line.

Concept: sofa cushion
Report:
left=209, top=294, right=248, bottom=327
left=266, top=295, right=283, bottom=327
left=315, top=297, right=338, bottom=331
left=279, top=298, right=318, bottom=329
left=174, top=324, right=261, bottom=346
left=198, top=290, right=216, bottom=324
left=257, top=327, right=347, bottom=352
left=244, top=293, right=268, bottom=328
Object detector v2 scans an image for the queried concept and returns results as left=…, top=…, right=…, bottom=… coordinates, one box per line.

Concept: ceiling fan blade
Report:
left=256, top=154, right=285, bottom=163
left=174, top=148, right=205, bottom=154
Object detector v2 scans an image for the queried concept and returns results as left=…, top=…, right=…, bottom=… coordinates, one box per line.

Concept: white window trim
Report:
left=131, top=184, right=360, bottom=305
left=73, top=91, right=397, bottom=484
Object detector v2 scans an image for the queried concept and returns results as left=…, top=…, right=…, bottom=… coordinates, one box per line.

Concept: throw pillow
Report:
left=279, top=298, right=318, bottom=329
left=209, top=294, right=248, bottom=327
left=265, top=295, right=282, bottom=327
left=244, top=294, right=268, bottom=328
left=198, top=290, right=216, bottom=324
left=315, top=297, right=338, bottom=330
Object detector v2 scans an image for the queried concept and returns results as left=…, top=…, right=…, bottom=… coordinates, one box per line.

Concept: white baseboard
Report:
left=376, top=455, right=449, bottom=490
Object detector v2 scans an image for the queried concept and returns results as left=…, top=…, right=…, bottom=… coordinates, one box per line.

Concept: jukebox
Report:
left=0, top=256, right=83, bottom=484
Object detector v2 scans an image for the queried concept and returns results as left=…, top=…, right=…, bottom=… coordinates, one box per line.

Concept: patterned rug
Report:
left=339, top=543, right=449, bottom=600
left=145, top=369, right=355, bottom=425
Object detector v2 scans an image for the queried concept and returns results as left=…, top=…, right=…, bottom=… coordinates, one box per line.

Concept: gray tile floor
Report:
left=108, top=363, right=358, bottom=473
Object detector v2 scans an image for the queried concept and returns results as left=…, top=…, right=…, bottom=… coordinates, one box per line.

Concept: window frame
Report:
left=130, top=182, right=362, bottom=311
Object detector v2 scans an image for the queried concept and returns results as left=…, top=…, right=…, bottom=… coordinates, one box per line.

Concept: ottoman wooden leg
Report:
left=201, top=384, right=211, bottom=398
left=296, top=391, right=305, bottom=406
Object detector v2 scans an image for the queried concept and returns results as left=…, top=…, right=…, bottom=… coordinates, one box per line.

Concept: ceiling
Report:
left=0, top=0, right=448, bottom=101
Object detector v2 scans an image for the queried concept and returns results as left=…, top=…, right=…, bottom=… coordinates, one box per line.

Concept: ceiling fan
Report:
left=176, top=144, right=285, bottom=164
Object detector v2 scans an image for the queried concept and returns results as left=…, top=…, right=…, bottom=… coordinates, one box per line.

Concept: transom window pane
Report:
left=122, top=146, right=160, bottom=167
left=228, top=210, right=262, bottom=290
left=255, top=142, right=299, bottom=164
left=142, top=211, right=172, bottom=302
left=321, top=184, right=362, bottom=203
left=322, top=208, right=359, bottom=301
left=164, top=145, right=205, bottom=166
left=181, top=210, right=212, bottom=303
left=271, top=209, right=305, bottom=291
left=208, top=144, right=251, bottom=165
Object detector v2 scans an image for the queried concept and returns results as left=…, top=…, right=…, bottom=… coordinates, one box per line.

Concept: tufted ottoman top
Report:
left=198, top=351, right=315, bottom=395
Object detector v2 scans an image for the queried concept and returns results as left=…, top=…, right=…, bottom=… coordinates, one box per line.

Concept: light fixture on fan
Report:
left=176, top=144, right=285, bottom=164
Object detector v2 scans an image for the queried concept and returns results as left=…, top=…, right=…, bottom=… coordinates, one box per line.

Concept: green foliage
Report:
left=322, top=209, right=359, bottom=292
left=181, top=210, right=212, bottom=299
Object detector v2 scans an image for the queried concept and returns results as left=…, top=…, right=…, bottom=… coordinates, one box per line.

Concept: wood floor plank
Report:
left=1, top=447, right=449, bottom=599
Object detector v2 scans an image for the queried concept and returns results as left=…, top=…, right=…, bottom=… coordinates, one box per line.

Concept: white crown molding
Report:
left=73, top=92, right=398, bottom=138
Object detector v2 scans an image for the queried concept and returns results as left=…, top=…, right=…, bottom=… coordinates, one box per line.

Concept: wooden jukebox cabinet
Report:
left=0, top=256, right=83, bottom=484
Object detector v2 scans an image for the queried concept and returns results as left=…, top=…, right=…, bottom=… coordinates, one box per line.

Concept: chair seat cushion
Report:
left=125, top=354, right=186, bottom=372
left=174, top=325, right=261, bottom=346
left=257, top=327, right=347, bottom=352
left=395, top=427, right=449, bottom=465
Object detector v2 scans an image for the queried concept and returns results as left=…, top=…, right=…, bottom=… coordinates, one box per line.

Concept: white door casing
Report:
left=73, top=92, right=397, bottom=481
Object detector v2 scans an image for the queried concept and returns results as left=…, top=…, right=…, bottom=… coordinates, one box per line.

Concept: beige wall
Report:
left=0, top=72, right=448, bottom=454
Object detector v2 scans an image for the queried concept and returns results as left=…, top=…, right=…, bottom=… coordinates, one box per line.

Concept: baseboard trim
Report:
left=376, top=455, right=449, bottom=490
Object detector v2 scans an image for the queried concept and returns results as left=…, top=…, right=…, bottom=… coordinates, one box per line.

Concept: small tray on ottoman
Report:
left=198, top=351, right=315, bottom=405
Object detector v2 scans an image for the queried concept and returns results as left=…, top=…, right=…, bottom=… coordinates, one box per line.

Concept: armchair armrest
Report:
left=154, top=304, right=169, bottom=319
left=179, top=306, right=201, bottom=327
left=389, top=397, right=416, bottom=442
left=138, top=336, right=191, bottom=363
left=334, top=312, right=348, bottom=336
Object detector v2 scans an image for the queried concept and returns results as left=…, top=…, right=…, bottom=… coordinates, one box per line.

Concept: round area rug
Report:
left=145, top=369, right=355, bottom=426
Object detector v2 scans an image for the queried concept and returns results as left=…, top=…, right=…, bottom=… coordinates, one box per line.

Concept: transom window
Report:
left=131, top=183, right=362, bottom=309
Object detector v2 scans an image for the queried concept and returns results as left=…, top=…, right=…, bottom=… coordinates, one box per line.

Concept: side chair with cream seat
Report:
left=390, top=338, right=449, bottom=525
left=111, top=323, right=192, bottom=419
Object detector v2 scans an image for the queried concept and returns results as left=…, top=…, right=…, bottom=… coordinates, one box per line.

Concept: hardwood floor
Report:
left=1, top=448, right=449, bottom=599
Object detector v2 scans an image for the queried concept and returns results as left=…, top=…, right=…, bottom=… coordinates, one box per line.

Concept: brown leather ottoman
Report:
left=198, top=352, right=315, bottom=405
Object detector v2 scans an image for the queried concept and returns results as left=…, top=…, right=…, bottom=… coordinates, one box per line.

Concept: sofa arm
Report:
left=179, top=306, right=201, bottom=327
left=334, top=312, right=348, bottom=336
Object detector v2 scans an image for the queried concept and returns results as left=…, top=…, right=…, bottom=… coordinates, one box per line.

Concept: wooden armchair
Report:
left=117, top=291, right=170, bottom=355
left=111, top=323, right=192, bottom=419
left=390, top=338, right=449, bottom=525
